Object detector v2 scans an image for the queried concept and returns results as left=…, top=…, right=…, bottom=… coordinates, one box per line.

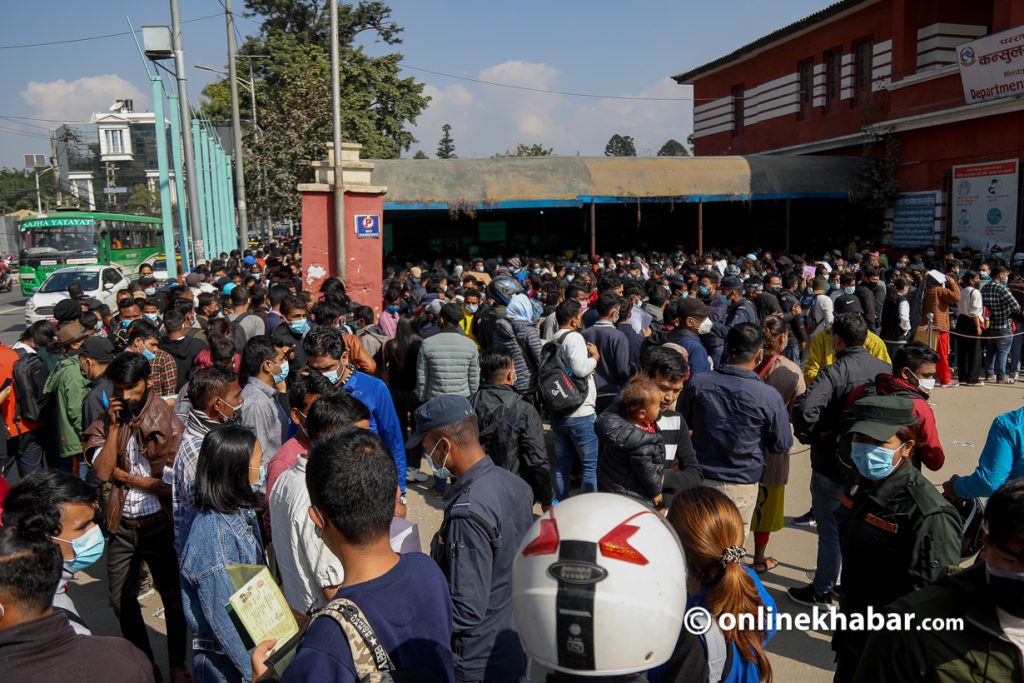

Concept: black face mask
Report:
left=123, top=389, right=149, bottom=418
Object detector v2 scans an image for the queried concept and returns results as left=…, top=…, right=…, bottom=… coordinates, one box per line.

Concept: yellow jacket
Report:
left=459, top=313, right=479, bottom=347
left=803, top=328, right=891, bottom=384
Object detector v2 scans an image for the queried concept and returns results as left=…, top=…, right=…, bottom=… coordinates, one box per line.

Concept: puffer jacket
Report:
left=470, top=383, right=553, bottom=505
left=493, top=319, right=543, bottom=392
left=595, top=409, right=665, bottom=501
left=415, top=327, right=480, bottom=401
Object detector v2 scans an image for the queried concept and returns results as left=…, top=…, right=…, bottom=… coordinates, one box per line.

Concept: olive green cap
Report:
left=848, top=395, right=916, bottom=442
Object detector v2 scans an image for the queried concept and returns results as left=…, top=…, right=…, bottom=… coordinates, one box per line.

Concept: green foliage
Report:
left=605, top=133, right=637, bottom=157
left=657, top=139, right=689, bottom=157
left=855, top=128, right=901, bottom=226
left=493, top=143, right=554, bottom=158
left=127, top=184, right=158, bottom=216
left=0, top=168, right=56, bottom=214
left=200, top=0, right=429, bottom=219
left=412, top=150, right=428, bottom=159
left=436, top=123, right=456, bottom=159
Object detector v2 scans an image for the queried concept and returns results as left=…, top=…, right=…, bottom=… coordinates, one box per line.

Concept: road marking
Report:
left=0, top=306, right=24, bottom=315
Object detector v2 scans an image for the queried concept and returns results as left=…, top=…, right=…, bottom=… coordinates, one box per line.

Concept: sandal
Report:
left=750, top=557, right=779, bottom=574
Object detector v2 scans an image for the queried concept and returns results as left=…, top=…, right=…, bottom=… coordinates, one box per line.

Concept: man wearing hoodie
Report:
left=158, top=309, right=208, bottom=392
left=470, top=349, right=553, bottom=508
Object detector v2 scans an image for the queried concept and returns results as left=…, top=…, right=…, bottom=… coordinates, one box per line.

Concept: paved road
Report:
left=0, top=287, right=31, bottom=346
left=56, top=341, right=1018, bottom=680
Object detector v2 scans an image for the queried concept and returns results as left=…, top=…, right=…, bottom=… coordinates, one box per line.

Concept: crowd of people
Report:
left=0, top=238, right=1023, bottom=683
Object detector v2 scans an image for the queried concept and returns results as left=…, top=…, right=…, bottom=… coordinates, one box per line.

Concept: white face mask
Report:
left=697, top=317, right=713, bottom=335
left=909, top=369, right=936, bottom=394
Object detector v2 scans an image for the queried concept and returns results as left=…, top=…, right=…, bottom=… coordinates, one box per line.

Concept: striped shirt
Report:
left=122, top=435, right=163, bottom=519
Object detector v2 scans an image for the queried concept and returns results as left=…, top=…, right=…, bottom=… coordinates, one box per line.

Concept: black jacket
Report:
left=12, top=349, right=49, bottom=427
left=856, top=284, right=878, bottom=329
left=271, top=323, right=305, bottom=374
left=794, top=346, right=892, bottom=482
left=474, top=303, right=506, bottom=350
left=469, top=383, right=553, bottom=505
left=595, top=408, right=665, bottom=501
left=158, top=334, right=208, bottom=391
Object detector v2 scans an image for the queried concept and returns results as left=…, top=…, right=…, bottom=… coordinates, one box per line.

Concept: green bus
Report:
left=18, top=211, right=164, bottom=296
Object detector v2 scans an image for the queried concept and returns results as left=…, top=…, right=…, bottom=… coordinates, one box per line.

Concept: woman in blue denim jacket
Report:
left=180, top=426, right=267, bottom=683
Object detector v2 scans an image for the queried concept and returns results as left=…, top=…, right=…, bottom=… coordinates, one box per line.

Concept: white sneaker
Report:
left=405, top=467, right=429, bottom=483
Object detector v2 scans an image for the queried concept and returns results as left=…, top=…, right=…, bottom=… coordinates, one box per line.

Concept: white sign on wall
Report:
left=957, top=25, right=1024, bottom=104
left=951, top=159, right=1019, bottom=254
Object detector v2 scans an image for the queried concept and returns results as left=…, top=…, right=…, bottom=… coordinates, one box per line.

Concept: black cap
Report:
left=53, top=298, right=82, bottom=322
left=79, top=336, right=116, bottom=363
left=833, top=296, right=864, bottom=316
left=679, top=297, right=712, bottom=318
left=440, top=302, right=465, bottom=325
left=406, top=395, right=476, bottom=449
left=720, top=276, right=743, bottom=291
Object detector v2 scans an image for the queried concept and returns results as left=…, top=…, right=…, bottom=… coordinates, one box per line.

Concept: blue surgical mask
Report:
left=699, top=285, right=711, bottom=297
left=844, top=286, right=856, bottom=295
left=426, top=439, right=452, bottom=480
left=464, top=304, right=479, bottom=314
left=142, top=348, right=156, bottom=361
left=289, top=319, right=310, bottom=335
left=144, top=287, right=156, bottom=296
left=144, top=313, right=160, bottom=323
left=272, top=360, right=290, bottom=385
left=52, top=524, right=105, bottom=574
left=249, top=462, right=267, bottom=492
left=385, top=305, right=400, bottom=313
left=850, top=441, right=904, bottom=480
left=121, top=319, right=132, bottom=328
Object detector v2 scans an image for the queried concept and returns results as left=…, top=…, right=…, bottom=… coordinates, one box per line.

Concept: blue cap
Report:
left=244, top=255, right=256, bottom=265
left=406, top=395, right=476, bottom=449
left=223, top=282, right=237, bottom=295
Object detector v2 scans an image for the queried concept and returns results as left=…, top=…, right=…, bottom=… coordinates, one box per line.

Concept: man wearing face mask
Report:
left=844, top=343, right=945, bottom=473
left=856, top=478, right=1024, bottom=681
left=238, top=336, right=289, bottom=470
left=659, top=298, right=713, bottom=376
left=412, top=395, right=534, bottom=683
left=43, top=321, right=93, bottom=474
left=720, top=276, right=758, bottom=330
left=171, top=367, right=244, bottom=555
left=83, top=352, right=187, bottom=682
left=2, top=469, right=105, bottom=635
left=829, top=396, right=961, bottom=682
left=127, top=321, right=177, bottom=399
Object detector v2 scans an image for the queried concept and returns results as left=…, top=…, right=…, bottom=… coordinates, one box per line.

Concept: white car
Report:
left=25, top=265, right=129, bottom=325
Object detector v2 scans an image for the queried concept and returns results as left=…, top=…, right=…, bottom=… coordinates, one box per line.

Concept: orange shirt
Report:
left=0, top=344, right=21, bottom=436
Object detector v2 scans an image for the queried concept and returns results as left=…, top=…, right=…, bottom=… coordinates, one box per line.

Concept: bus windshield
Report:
left=22, top=225, right=98, bottom=255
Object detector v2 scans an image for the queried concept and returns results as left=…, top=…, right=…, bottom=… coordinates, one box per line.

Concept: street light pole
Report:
left=330, top=0, right=346, bottom=281
left=34, top=166, right=55, bottom=214
left=224, top=0, right=248, bottom=251
left=169, top=0, right=205, bottom=263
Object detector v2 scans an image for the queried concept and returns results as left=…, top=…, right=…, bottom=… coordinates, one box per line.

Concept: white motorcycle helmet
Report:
left=512, top=493, right=687, bottom=677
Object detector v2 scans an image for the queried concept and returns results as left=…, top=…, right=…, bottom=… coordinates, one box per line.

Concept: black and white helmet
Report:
left=488, top=276, right=523, bottom=305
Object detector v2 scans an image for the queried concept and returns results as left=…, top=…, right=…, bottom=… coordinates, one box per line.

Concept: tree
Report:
left=436, top=123, right=456, bottom=159
left=687, top=133, right=695, bottom=155
left=493, top=143, right=554, bottom=158
left=413, top=150, right=428, bottom=159
left=657, top=139, right=690, bottom=157
left=200, top=1, right=430, bottom=220
left=605, top=134, right=637, bottom=157
left=127, top=184, right=158, bottom=216
left=0, top=168, right=57, bottom=214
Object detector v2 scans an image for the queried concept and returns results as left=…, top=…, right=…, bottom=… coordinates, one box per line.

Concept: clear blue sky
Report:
left=0, top=0, right=833, bottom=167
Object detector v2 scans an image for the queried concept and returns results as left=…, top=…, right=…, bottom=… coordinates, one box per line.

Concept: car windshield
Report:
left=39, top=270, right=98, bottom=294
left=23, top=225, right=98, bottom=255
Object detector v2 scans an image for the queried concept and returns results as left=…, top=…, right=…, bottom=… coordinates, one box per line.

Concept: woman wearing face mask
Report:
left=831, top=395, right=962, bottom=683
left=179, top=426, right=266, bottom=683
left=1, top=470, right=104, bottom=635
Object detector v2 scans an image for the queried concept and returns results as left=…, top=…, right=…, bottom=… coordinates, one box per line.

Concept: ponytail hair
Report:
left=667, top=487, right=773, bottom=682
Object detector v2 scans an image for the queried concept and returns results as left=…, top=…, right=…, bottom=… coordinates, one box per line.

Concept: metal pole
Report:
left=224, top=0, right=248, bottom=248
left=785, top=198, right=792, bottom=255
left=170, top=0, right=204, bottom=262
left=329, top=0, right=346, bottom=280
left=208, top=137, right=222, bottom=257
left=194, top=123, right=213, bottom=256
left=151, top=76, right=178, bottom=280
left=698, top=199, right=704, bottom=256
left=167, top=92, right=191, bottom=273
left=35, top=172, right=42, bottom=214
left=589, top=199, right=596, bottom=258
left=225, top=150, right=238, bottom=251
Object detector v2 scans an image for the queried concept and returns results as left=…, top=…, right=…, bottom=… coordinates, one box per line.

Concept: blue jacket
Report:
left=666, top=328, right=711, bottom=376
left=430, top=457, right=534, bottom=682
left=955, top=407, right=1024, bottom=499
left=726, top=298, right=759, bottom=329
left=681, top=365, right=793, bottom=484
left=342, top=371, right=408, bottom=493
left=582, top=320, right=632, bottom=396
left=180, top=508, right=266, bottom=682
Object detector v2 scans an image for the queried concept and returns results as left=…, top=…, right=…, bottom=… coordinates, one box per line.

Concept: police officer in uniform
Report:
left=833, top=396, right=963, bottom=682
left=408, top=395, right=534, bottom=683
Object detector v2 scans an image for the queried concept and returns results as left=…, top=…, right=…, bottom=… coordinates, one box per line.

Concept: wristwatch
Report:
left=399, top=495, right=408, bottom=506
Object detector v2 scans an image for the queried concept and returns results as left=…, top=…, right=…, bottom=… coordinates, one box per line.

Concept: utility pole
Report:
left=224, top=0, right=248, bottom=249
left=330, top=0, right=346, bottom=280
left=169, top=0, right=204, bottom=262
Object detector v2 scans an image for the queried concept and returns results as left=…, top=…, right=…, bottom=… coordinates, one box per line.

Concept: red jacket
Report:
left=845, top=373, right=945, bottom=472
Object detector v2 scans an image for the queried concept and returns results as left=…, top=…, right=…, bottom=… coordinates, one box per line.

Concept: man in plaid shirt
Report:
left=982, top=266, right=1021, bottom=383
left=126, top=321, right=177, bottom=397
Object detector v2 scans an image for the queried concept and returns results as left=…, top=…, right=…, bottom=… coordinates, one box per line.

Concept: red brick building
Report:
left=674, top=0, right=1024, bottom=247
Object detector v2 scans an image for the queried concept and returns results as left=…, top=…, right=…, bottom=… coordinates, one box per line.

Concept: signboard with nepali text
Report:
left=951, top=159, right=1019, bottom=254
left=891, top=192, right=937, bottom=249
left=957, top=25, right=1024, bottom=104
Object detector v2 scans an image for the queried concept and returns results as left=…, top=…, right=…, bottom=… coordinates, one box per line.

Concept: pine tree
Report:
left=436, top=123, right=457, bottom=159
left=604, top=134, right=637, bottom=157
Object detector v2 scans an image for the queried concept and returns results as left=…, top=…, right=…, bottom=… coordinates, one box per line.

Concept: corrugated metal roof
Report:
left=672, top=0, right=872, bottom=84
left=371, top=155, right=862, bottom=210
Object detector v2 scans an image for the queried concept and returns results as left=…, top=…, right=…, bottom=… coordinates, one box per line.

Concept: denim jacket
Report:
left=180, top=508, right=266, bottom=681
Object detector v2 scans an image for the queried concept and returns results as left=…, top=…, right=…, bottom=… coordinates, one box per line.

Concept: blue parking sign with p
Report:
left=354, top=214, right=381, bottom=239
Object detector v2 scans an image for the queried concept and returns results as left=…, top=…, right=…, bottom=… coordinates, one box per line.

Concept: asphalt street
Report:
left=7, top=291, right=1015, bottom=681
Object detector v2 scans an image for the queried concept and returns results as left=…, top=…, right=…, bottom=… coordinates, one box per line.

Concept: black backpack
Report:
left=470, top=391, right=521, bottom=471
left=12, top=352, right=49, bottom=424
left=537, top=333, right=589, bottom=417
